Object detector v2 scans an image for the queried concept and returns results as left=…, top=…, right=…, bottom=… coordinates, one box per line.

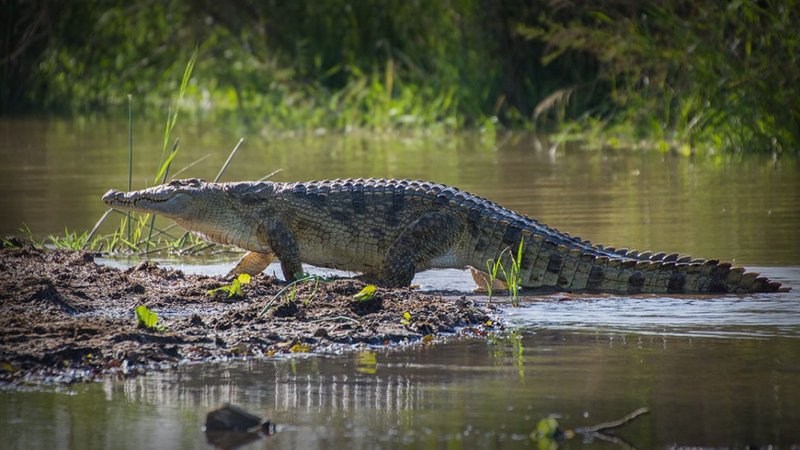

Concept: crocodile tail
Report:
left=563, top=247, right=788, bottom=294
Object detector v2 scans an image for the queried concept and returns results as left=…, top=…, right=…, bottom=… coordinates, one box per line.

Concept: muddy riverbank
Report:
left=0, top=242, right=497, bottom=384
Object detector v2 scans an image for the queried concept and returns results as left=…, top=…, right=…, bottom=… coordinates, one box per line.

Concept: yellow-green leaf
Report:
left=229, top=279, right=243, bottom=297
left=135, top=305, right=161, bottom=330
left=290, top=343, right=312, bottom=353
left=353, top=284, right=377, bottom=302
left=237, top=273, right=252, bottom=284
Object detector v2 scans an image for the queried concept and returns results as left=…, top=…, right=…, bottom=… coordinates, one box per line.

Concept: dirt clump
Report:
left=0, top=244, right=498, bottom=384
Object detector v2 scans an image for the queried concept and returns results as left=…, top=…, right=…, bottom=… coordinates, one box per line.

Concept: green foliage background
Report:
left=2, top=0, right=798, bottom=153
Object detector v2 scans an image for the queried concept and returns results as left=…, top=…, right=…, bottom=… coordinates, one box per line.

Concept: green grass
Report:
left=484, top=256, right=503, bottom=304
left=485, top=239, right=525, bottom=307
left=499, top=238, right=524, bottom=307
left=44, top=49, right=241, bottom=256
left=46, top=228, right=93, bottom=251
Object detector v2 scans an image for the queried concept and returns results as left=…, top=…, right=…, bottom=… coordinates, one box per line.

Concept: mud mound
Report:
left=0, top=244, right=497, bottom=384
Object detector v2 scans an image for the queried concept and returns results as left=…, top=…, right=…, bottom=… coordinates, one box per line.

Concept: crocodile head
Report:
left=102, top=178, right=269, bottom=249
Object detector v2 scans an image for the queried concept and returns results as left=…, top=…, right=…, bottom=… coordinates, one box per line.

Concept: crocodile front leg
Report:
left=380, top=211, right=464, bottom=287
left=264, top=220, right=304, bottom=282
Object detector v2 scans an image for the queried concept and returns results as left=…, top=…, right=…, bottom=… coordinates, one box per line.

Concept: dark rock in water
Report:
left=205, top=404, right=272, bottom=432
left=204, top=404, right=276, bottom=449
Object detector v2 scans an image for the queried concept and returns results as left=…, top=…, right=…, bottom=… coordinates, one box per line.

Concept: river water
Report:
left=1, top=118, right=799, bottom=449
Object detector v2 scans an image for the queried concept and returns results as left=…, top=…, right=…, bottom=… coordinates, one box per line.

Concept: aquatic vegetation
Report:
left=485, top=238, right=524, bottom=306
left=484, top=257, right=503, bottom=304
left=531, top=408, right=649, bottom=448
left=499, top=238, right=524, bottom=307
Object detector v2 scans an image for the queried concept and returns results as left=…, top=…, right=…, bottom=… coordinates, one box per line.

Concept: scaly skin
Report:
left=102, top=178, right=788, bottom=294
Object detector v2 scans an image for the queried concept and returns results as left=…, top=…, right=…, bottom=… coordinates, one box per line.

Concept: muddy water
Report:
left=2, top=118, right=800, bottom=448
left=2, top=323, right=799, bottom=448
left=1, top=118, right=799, bottom=265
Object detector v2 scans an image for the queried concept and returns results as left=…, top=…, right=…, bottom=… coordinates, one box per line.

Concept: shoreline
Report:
left=0, top=244, right=499, bottom=384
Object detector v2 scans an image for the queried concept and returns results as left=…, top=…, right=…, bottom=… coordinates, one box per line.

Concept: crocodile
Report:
left=102, top=178, right=787, bottom=294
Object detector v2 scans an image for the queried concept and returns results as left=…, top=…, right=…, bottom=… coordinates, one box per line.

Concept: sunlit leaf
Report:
left=289, top=343, right=312, bottom=353
left=135, top=305, right=163, bottom=331
left=237, top=273, right=252, bottom=284
left=353, top=284, right=377, bottom=302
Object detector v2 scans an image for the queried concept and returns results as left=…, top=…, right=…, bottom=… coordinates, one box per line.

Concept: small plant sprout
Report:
left=353, top=285, right=377, bottom=302
left=47, top=228, right=92, bottom=251
left=499, top=238, right=524, bottom=307
left=208, top=273, right=252, bottom=300
left=135, top=305, right=165, bottom=332
left=485, top=255, right=504, bottom=303
left=258, top=274, right=328, bottom=317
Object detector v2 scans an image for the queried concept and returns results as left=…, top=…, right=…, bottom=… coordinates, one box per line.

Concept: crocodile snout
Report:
left=102, top=189, right=123, bottom=205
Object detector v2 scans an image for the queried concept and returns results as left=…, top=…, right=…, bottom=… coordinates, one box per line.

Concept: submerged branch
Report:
left=576, top=407, right=649, bottom=434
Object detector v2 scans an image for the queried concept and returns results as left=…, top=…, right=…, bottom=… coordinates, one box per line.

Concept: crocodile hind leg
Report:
left=225, top=251, right=275, bottom=279
left=380, top=211, right=463, bottom=287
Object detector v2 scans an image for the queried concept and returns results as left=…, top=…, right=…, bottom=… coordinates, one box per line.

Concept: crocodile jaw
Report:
left=102, top=188, right=192, bottom=218
left=101, top=180, right=261, bottom=250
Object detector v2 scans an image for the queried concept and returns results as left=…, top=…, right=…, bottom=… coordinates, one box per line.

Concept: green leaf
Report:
left=400, top=311, right=412, bottom=326
left=207, top=273, right=252, bottom=299
left=353, top=284, right=377, bottom=302
left=229, top=278, right=243, bottom=297
left=135, top=305, right=162, bottom=331
left=237, top=273, right=252, bottom=284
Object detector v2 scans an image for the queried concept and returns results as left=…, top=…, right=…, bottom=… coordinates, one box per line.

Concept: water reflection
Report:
left=4, top=331, right=798, bottom=449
